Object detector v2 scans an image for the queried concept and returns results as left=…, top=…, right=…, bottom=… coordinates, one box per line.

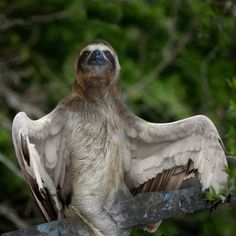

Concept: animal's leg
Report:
left=71, top=198, right=130, bottom=236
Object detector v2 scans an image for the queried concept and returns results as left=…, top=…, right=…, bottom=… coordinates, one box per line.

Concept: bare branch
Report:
left=2, top=217, right=94, bottom=236
left=123, top=0, right=193, bottom=101
left=0, top=113, right=11, bottom=131
left=0, top=83, right=44, bottom=118
left=0, top=152, right=23, bottom=179
left=2, top=185, right=232, bottom=236
left=0, top=204, right=30, bottom=229
left=226, top=155, right=236, bottom=166
left=30, top=9, right=73, bottom=23
left=109, top=186, right=206, bottom=229
left=0, top=9, right=73, bottom=31
left=123, top=29, right=192, bottom=100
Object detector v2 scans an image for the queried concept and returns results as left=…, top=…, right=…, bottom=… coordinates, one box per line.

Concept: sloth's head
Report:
left=76, top=40, right=120, bottom=89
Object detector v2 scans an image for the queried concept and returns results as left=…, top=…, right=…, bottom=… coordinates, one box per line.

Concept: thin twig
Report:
left=123, top=0, right=189, bottom=100
left=226, top=155, right=236, bottom=166
left=0, top=9, right=73, bottom=31
left=0, top=83, right=44, bottom=118
left=0, top=204, right=30, bottom=229
left=0, top=153, right=23, bottom=179
left=0, top=114, right=11, bottom=131
left=123, top=28, right=193, bottom=100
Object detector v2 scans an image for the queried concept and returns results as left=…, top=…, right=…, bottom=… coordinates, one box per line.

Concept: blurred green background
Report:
left=0, top=0, right=236, bottom=235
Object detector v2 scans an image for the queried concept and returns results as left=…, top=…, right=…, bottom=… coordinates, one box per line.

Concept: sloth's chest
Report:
left=65, top=110, right=125, bottom=185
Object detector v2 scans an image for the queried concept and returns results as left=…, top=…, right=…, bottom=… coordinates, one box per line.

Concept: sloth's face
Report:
left=77, top=43, right=117, bottom=81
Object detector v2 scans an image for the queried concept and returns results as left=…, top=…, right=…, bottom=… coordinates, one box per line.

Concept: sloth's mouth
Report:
left=88, top=58, right=106, bottom=66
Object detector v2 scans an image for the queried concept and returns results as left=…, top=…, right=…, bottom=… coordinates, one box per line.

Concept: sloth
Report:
left=12, top=40, right=228, bottom=236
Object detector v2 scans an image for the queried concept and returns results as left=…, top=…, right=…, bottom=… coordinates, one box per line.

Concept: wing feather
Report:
left=119, top=104, right=227, bottom=233
left=119, top=104, right=228, bottom=193
left=12, top=103, right=70, bottom=221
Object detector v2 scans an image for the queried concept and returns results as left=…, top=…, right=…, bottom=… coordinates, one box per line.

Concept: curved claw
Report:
left=209, top=200, right=221, bottom=214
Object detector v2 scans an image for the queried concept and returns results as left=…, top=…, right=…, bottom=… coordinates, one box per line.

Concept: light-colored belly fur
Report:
left=64, top=107, right=130, bottom=236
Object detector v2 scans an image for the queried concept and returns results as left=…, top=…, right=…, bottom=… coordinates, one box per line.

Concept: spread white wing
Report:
left=120, top=105, right=228, bottom=195
left=12, top=102, right=70, bottom=221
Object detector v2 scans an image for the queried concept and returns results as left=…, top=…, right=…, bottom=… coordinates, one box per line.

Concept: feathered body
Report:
left=12, top=41, right=228, bottom=236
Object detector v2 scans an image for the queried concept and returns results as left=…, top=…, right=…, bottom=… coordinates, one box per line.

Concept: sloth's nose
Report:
left=88, top=50, right=105, bottom=65
left=91, top=50, right=103, bottom=59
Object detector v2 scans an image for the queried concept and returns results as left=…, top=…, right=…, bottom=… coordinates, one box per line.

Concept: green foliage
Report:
left=206, top=166, right=236, bottom=202
left=206, top=186, right=223, bottom=202
left=0, top=0, right=236, bottom=235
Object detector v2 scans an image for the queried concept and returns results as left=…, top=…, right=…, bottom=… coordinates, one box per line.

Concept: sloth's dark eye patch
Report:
left=78, top=50, right=90, bottom=70
left=103, top=50, right=116, bottom=69
left=104, top=50, right=112, bottom=58
left=80, top=50, right=90, bottom=61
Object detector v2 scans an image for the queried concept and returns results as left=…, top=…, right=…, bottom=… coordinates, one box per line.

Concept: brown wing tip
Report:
left=20, top=134, right=30, bottom=166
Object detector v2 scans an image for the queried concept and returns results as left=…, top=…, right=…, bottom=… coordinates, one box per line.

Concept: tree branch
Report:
left=1, top=217, right=94, bottom=236
left=0, top=186, right=228, bottom=236
left=109, top=186, right=212, bottom=229
left=2, top=156, right=235, bottom=235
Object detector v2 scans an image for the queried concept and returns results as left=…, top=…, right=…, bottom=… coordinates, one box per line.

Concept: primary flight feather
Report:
left=12, top=40, right=228, bottom=235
